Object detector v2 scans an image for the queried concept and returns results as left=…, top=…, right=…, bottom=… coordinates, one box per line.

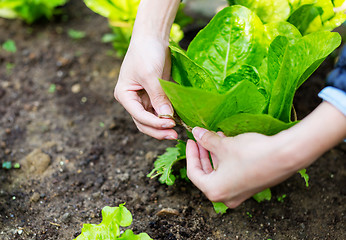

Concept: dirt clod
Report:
left=156, top=208, right=180, bottom=217
left=20, top=149, right=51, bottom=175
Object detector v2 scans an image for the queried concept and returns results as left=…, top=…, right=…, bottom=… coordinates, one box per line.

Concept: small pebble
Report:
left=92, top=192, right=101, bottom=199
left=30, top=192, right=40, bottom=202
left=71, top=83, right=81, bottom=93
left=61, top=212, right=71, bottom=223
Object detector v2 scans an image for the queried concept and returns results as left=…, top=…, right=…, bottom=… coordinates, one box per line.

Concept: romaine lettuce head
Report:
left=163, top=5, right=341, bottom=136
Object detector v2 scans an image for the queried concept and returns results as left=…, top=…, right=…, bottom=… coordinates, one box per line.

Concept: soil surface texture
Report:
left=0, top=1, right=345, bottom=239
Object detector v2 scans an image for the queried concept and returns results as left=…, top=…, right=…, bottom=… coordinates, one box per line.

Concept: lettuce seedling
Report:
left=75, top=203, right=152, bottom=240
left=0, top=0, right=68, bottom=24
left=83, top=0, right=190, bottom=57
left=149, top=5, right=342, bottom=213
left=147, top=141, right=186, bottom=186
left=2, top=39, right=17, bottom=53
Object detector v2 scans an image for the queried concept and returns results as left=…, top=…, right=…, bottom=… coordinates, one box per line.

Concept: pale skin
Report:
left=114, top=0, right=180, bottom=140
left=115, top=0, right=346, bottom=208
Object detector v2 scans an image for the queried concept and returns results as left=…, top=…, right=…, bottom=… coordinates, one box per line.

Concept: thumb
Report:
left=192, top=127, right=222, bottom=153
left=145, top=79, right=174, bottom=118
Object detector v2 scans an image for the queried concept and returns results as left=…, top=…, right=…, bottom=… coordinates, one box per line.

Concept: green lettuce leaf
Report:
left=264, top=21, right=302, bottom=45
left=83, top=0, right=139, bottom=22
left=228, top=0, right=291, bottom=23
left=147, top=141, right=186, bottom=186
left=117, top=230, right=152, bottom=240
left=75, top=204, right=152, bottom=240
left=186, top=5, right=266, bottom=85
left=288, top=0, right=346, bottom=35
left=253, top=188, right=272, bottom=203
left=217, top=113, right=297, bottom=137
left=268, top=31, right=341, bottom=122
left=287, top=4, right=322, bottom=35
left=220, top=65, right=262, bottom=94
left=170, top=44, right=217, bottom=91
left=212, top=202, right=228, bottom=214
left=160, top=79, right=265, bottom=131
left=75, top=204, right=132, bottom=240
left=298, top=169, right=310, bottom=187
left=228, top=0, right=346, bottom=35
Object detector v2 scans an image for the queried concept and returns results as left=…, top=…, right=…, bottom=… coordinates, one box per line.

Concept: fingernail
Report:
left=192, top=127, right=207, bottom=140
left=159, top=104, right=173, bottom=116
left=162, top=121, right=175, bottom=128
left=165, top=135, right=177, bottom=140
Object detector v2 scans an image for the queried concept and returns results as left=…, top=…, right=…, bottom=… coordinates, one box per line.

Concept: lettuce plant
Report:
left=75, top=203, right=152, bottom=240
left=0, top=0, right=68, bottom=24
left=148, top=5, right=342, bottom=211
left=83, top=0, right=191, bottom=57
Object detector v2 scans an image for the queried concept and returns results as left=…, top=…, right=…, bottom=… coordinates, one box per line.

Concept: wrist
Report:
left=132, top=0, right=180, bottom=42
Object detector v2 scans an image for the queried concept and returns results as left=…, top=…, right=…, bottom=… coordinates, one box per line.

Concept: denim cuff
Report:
left=318, top=86, right=346, bottom=116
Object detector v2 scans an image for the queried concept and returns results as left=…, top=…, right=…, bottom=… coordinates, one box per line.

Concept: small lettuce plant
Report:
left=75, top=203, right=152, bottom=240
left=0, top=0, right=68, bottom=24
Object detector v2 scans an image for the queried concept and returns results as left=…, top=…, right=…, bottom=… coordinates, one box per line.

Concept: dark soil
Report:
left=0, top=1, right=345, bottom=239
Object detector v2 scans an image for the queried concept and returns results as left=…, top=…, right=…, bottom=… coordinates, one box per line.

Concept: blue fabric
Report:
left=326, top=46, right=346, bottom=93
left=318, top=86, right=346, bottom=116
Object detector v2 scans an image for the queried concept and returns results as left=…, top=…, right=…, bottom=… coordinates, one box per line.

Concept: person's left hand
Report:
left=186, top=127, right=297, bottom=208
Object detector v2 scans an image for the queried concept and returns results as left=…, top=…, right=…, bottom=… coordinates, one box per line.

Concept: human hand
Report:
left=114, top=36, right=177, bottom=140
left=186, top=102, right=346, bottom=208
left=186, top=127, right=297, bottom=208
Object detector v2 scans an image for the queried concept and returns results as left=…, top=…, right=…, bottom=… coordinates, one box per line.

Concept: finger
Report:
left=197, top=143, right=213, bottom=174
left=210, top=152, right=219, bottom=170
left=223, top=189, right=256, bottom=209
left=133, top=119, right=178, bottom=140
left=143, top=78, right=174, bottom=118
left=217, top=131, right=227, bottom=138
left=116, top=89, right=176, bottom=130
left=186, top=140, right=209, bottom=190
left=192, top=127, right=222, bottom=153
left=223, top=200, right=243, bottom=209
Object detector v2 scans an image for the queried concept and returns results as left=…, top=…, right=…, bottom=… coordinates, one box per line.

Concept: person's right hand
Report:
left=114, top=36, right=178, bottom=140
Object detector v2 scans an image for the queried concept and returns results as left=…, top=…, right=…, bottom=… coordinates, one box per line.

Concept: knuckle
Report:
left=114, top=86, right=122, bottom=102
left=186, top=168, right=193, bottom=180
left=137, top=126, right=145, bottom=134
left=153, top=134, right=165, bottom=140
left=150, top=93, right=167, bottom=105
left=145, top=62, right=163, bottom=77
left=206, top=189, right=225, bottom=203
left=201, top=133, right=219, bottom=150
left=134, top=122, right=145, bottom=134
left=114, top=89, right=119, bottom=101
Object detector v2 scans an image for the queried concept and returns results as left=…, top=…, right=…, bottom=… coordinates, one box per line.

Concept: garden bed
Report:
left=0, top=1, right=345, bottom=239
